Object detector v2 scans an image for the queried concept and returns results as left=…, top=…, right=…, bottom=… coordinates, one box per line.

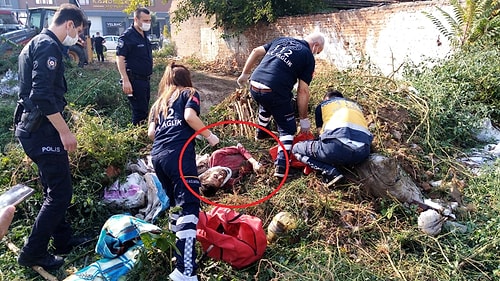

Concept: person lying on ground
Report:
left=197, top=143, right=263, bottom=196
left=292, top=90, right=373, bottom=187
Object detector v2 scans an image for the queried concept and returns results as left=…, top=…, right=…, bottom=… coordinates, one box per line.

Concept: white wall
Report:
left=88, top=16, right=103, bottom=37
left=171, top=1, right=457, bottom=77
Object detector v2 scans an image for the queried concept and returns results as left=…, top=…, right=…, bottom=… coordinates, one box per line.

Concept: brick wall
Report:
left=170, top=0, right=453, bottom=76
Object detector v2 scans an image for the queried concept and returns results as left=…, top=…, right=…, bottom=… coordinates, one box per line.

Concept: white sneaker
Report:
left=169, top=268, right=198, bottom=281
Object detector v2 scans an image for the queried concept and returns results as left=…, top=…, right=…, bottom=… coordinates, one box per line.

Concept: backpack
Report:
left=64, top=214, right=161, bottom=281
left=196, top=207, right=267, bottom=269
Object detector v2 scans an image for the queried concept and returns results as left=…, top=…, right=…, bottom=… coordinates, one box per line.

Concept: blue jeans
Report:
left=292, top=138, right=370, bottom=175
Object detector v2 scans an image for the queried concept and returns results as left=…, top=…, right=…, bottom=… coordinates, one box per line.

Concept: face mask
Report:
left=62, top=25, right=78, bottom=46
left=312, top=44, right=320, bottom=55
left=141, top=23, right=151, bottom=32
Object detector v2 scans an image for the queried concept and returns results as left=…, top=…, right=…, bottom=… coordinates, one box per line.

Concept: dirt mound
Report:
left=191, top=71, right=239, bottom=115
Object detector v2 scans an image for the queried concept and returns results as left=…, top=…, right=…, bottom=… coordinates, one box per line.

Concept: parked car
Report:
left=102, top=34, right=160, bottom=52
left=103, top=35, right=119, bottom=51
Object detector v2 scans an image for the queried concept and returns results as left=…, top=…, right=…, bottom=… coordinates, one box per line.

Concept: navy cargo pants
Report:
left=250, top=88, right=296, bottom=168
left=292, top=138, right=370, bottom=175
left=129, top=78, right=151, bottom=125
left=152, top=145, right=200, bottom=277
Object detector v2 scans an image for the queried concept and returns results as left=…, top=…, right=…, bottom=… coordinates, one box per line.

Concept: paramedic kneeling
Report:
left=292, top=90, right=373, bottom=187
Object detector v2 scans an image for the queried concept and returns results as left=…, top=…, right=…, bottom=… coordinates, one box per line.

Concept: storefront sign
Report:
left=106, top=22, right=123, bottom=27
left=93, top=0, right=127, bottom=9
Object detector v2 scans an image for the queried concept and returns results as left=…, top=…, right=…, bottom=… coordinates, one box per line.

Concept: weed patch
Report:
left=0, top=42, right=499, bottom=281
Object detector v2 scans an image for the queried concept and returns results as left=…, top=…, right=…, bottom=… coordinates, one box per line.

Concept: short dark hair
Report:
left=200, top=183, right=218, bottom=197
left=53, top=3, right=87, bottom=28
left=324, top=89, right=344, bottom=100
left=134, top=7, right=150, bottom=18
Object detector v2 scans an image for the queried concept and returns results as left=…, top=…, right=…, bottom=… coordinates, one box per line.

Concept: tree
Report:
left=170, top=0, right=323, bottom=35
left=424, top=0, right=500, bottom=49
left=121, top=0, right=150, bottom=15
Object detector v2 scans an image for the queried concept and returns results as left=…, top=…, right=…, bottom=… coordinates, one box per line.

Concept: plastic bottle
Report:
left=266, top=211, right=297, bottom=243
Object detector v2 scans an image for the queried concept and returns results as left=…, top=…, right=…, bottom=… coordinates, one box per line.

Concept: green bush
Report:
left=403, top=44, right=500, bottom=150
left=1, top=30, right=499, bottom=281
left=0, top=99, right=16, bottom=152
left=154, top=41, right=177, bottom=58
left=0, top=45, right=21, bottom=74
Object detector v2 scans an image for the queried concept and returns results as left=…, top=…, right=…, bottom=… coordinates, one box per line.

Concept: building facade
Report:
left=2, top=0, right=171, bottom=39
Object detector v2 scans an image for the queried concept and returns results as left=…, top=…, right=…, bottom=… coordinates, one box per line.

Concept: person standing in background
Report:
left=116, top=7, right=153, bottom=125
left=14, top=3, right=89, bottom=270
left=237, top=32, right=325, bottom=178
left=93, top=31, right=106, bottom=62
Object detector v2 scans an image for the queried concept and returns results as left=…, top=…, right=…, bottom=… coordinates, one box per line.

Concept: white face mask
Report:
left=62, top=25, right=79, bottom=46
left=312, top=44, right=320, bottom=55
left=141, top=22, right=151, bottom=32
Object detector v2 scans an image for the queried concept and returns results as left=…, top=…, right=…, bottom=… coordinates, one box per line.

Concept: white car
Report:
left=103, top=35, right=119, bottom=51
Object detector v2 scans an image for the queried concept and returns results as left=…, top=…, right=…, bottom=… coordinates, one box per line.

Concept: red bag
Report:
left=196, top=207, right=267, bottom=269
left=269, top=132, right=315, bottom=168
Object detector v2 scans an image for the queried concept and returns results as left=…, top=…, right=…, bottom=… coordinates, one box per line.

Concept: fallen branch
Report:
left=5, top=239, right=59, bottom=281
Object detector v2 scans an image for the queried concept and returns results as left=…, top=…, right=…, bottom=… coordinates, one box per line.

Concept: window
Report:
left=3, top=0, right=12, bottom=6
left=0, top=13, right=17, bottom=24
left=35, top=0, right=54, bottom=4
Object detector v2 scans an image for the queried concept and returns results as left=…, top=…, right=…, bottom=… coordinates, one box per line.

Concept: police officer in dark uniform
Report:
left=93, top=31, right=106, bottom=62
left=116, top=7, right=153, bottom=125
left=14, top=4, right=88, bottom=270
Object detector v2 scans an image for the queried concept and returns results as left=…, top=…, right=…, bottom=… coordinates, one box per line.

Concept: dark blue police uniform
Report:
left=250, top=37, right=315, bottom=168
left=15, top=29, right=74, bottom=260
left=150, top=89, right=201, bottom=277
left=116, top=25, right=153, bottom=125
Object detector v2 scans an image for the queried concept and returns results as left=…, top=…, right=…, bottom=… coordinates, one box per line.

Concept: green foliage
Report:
left=0, top=143, right=38, bottom=187
left=182, top=55, right=203, bottom=71
left=1, top=29, right=500, bottom=281
left=457, top=161, right=500, bottom=277
left=120, top=0, right=140, bottom=15
left=0, top=45, right=21, bottom=74
left=153, top=41, right=177, bottom=58
left=0, top=100, right=16, bottom=152
left=423, top=0, right=500, bottom=49
left=403, top=44, right=500, bottom=150
left=70, top=108, right=150, bottom=179
left=63, top=64, right=142, bottom=128
left=171, top=0, right=324, bottom=34
left=128, top=217, right=179, bottom=280
left=66, top=69, right=119, bottom=107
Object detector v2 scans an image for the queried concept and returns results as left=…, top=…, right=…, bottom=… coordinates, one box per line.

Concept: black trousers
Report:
left=17, top=122, right=73, bottom=257
left=95, top=47, right=104, bottom=62
left=128, top=78, right=151, bottom=125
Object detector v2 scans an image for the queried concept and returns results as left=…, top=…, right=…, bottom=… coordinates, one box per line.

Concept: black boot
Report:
left=18, top=250, right=64, bottom=270
left=53, top=236, right=92, bottom=255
